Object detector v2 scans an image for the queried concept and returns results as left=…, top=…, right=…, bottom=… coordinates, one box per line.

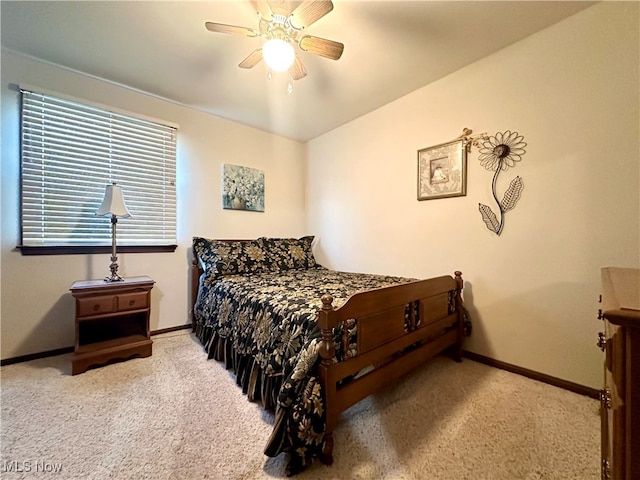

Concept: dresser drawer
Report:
left=76, top=295, right=116, bottom=317
left=117, top=291, right=149, bottom=312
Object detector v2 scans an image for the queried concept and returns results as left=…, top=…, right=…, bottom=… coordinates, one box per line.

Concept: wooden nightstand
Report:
left=70, top=276, right=155, bottom=375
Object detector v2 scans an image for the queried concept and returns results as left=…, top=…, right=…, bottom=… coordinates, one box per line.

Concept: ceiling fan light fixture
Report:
left=262, top=38, right=295, bottom=72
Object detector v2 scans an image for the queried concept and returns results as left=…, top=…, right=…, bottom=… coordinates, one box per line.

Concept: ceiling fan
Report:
left=205, top=0, right=344, bottom=84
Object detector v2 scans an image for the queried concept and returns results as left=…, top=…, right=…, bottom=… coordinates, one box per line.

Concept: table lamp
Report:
left=96, top=183, right=131, bottom=282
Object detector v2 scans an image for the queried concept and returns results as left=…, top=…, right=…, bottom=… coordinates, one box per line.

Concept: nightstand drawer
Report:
left=76, top=295, right=116, bottom=317
left=117, top=292, right=149, bottom=312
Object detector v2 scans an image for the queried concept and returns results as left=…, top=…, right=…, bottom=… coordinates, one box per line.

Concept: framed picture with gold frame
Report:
left=417, top=139, right=467, bottom=200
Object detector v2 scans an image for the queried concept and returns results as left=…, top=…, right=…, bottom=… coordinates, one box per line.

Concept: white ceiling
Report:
left=1, top=1, right=594, bottom=142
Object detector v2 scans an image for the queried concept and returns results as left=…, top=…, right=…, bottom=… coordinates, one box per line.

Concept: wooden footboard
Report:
left=316, top=272, right=464, bottom=464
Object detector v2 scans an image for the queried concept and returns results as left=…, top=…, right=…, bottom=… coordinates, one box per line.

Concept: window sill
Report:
left=17, top=245, right=177, bottom=255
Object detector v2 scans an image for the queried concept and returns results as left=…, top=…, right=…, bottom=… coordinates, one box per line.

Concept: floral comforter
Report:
left=193, top=266, right=414, bottom=474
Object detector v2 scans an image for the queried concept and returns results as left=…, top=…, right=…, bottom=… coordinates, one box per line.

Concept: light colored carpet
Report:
left=1, top=330, right=599, bottom=480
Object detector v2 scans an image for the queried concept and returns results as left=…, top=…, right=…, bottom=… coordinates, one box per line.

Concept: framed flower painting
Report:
left=222, top=164, right=265, bottom=212
left=417, top=139, right=467, bottom=200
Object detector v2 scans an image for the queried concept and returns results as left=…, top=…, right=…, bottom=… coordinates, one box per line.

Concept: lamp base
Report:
left=104, top=256, right=124, bottom=282
left=104, top=273, right=124, bottom=283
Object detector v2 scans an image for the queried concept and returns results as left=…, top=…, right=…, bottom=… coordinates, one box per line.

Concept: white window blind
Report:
left=20, top=88, right=177, bottom=247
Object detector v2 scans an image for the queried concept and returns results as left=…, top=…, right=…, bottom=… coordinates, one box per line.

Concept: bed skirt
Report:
left=194, top=321, right=284, bottom=410
left=193, top=321, right=322, bottom=474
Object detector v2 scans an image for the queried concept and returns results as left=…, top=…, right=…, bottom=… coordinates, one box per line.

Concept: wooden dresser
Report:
left=70, top=276, right=154, bottom=375
left=598, top=267, right=639, bottom=480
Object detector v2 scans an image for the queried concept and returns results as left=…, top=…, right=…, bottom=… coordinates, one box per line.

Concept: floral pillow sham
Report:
left=260, top=236, right=317, bottom=271
left=193, top=236, right=317, bottom=278
left=193, top=237, right=269, bottom=279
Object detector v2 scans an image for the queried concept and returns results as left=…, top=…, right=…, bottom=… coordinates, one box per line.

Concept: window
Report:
left=19, top=88, right=177, bottom=254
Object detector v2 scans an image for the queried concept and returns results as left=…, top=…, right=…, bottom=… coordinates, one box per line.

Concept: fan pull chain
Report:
left=266, top=68, right=294, bottom=94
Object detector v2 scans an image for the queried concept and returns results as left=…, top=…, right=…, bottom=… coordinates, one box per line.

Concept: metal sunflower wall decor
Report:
left=476, top=131, right=527, bottom=236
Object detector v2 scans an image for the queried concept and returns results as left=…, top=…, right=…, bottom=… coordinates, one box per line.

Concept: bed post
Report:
left=190, top=249, right=201, bottom=331
left=454, top=271, right=464, bottom=362
left=317, top=294, right=336, bottom=465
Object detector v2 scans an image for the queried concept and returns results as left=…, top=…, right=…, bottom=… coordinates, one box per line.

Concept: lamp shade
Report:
left=96, top=183, right=132, bottom=218
left=262, top=38, right=295, bottom=72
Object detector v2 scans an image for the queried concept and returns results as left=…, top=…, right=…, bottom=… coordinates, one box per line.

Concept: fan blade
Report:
left=249, top=0, right=272, bottom=21
left=238, top=48, right=263, bottom=69
left=290, top=55, right=307, bottom=80
left=299, top=35, right=344, bottom=60
left=205, top=22, right=259, bottom=37
left=267, top=0, right=292, bottom=16
left=289, top=0, right=333, bottom=29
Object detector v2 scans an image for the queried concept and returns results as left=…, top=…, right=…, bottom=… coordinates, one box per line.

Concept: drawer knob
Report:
left=93, top=304, right=100, bottom=311
left=597, top=332, right=607, bottom=351
left=602, top=458, right=611, bottom=480
left=129, top=300, right=136, bottom=306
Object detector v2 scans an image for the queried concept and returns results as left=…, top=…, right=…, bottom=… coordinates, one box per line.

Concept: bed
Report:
left=190, top=236, right=466, bottom=474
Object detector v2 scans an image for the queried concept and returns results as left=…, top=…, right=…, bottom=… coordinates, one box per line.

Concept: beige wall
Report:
left=2, top=3, right=638, bottom=391
left=306, top=2, right=639, bottom=389
left=0, top=51, right=307, bottom=359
